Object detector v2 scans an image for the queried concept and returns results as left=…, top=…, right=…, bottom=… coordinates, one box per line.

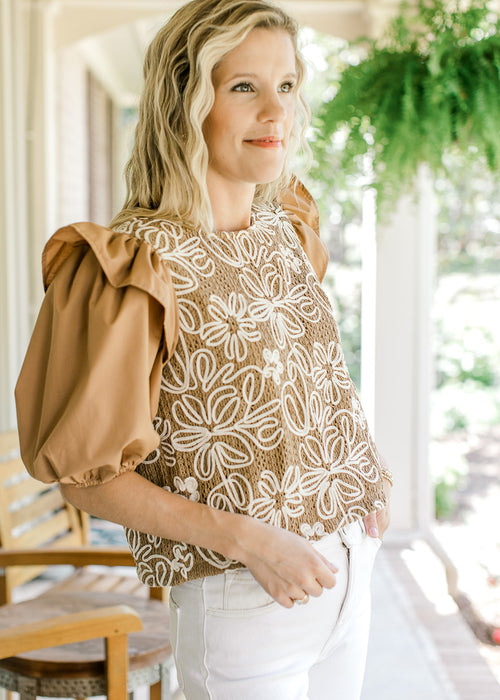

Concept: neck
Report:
left=206, top=174, right=256, bottom=231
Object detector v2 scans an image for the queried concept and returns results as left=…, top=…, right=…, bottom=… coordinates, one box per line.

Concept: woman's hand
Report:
left=61, top=472, right=337, bottom=610
left=234, top=517, right=339, bottom=608
left=363, top=475, right=392, bottom=540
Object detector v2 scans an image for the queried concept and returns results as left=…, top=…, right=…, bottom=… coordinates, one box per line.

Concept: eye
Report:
left=279, top=81, right=296, bottom=94
left=231, top=82, right=254, bottom=93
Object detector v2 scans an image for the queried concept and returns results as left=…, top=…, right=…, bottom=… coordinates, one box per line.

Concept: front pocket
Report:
left=207, top=569, right=281, bottom=618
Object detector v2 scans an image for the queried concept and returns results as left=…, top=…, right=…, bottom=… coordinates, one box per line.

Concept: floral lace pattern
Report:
left=115, top=203, right=385, bottom=586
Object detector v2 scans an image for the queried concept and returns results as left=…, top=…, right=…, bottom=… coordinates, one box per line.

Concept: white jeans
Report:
left=169, top=520, right=381, bottom=700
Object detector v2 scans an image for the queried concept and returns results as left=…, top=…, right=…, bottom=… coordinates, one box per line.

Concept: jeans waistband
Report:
left=312, top=518, right=366, bottom=557
left=175, top=519, right=366, bottom=592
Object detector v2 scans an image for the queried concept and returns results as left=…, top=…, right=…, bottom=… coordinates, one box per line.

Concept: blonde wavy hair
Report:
left=110, top=0, right=310, bottom=231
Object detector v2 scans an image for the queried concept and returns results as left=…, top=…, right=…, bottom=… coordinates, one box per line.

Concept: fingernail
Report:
left=369, top=527, right=379, bottom=537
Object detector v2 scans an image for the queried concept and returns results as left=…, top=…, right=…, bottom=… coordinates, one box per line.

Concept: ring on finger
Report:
left=294, top=593, right=309, bottom=605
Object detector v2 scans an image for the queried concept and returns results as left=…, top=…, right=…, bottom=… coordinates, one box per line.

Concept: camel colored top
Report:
left=15, top=180, right=386, bottom=587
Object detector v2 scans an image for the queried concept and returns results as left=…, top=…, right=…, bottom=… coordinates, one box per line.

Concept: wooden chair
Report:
left=0, top=430, right=165, bottom=604
left=0, top=605, right=142, bottom=700
left=0, top=431, right=174, bottom=698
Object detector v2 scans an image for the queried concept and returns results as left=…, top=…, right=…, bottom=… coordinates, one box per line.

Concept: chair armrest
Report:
left=0, top=605, right=142, bottom=659
left=0, top=547, right=135, bottom=568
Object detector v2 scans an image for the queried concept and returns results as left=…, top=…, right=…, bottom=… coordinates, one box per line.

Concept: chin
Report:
left=254, top=167, right=285, bottom=186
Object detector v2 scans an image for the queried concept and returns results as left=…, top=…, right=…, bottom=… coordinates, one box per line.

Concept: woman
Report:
left=16, top=0, right=392, bottom=697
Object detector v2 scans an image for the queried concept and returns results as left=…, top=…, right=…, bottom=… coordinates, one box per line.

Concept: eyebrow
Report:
left=224, top=72, right=298, bottom=82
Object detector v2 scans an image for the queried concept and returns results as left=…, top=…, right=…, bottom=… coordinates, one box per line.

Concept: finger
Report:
left=304, top=579, right=324, bottom=598
left=278, top=595, right=295, bottom=609
left=376, top=508, right=390, bottom=538
left=363, top=512, right=379, bottom=538
left=317, top=552, right=339, bottom=574
left=289, top=585, right=312, bottom=602
left=314, top=556, right=338, bottom=590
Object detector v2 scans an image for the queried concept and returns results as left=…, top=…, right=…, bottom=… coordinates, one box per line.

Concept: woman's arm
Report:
left=61, top=472, right=338, bottom=608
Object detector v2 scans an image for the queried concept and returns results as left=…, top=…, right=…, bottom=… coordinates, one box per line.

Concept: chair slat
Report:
left=109, top=577, right=146, bottom=596
left=8, top=532, right=86, bottom=591
left=6, top=476, right=49, bottom=508
left=44, top=570, right=144, bottom=597
left=13, top=510, right=73, bottom=549
left=9, top=565, right=48, bottom=592
left=0, top=458, right=25, bottom=484
left=9, top=488, right=65, bottom=529
left=61, top=571, right=120, bottom=593
left=0, top=432, right=19, bottom=455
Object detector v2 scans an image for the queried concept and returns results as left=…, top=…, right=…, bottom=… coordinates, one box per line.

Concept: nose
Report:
left=257, top=90, right=287, bottom=123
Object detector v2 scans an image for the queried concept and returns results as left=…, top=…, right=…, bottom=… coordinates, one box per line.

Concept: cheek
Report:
left=285, top=106, right=295, bottom=138
left=203, top=115, right=218, bottom=151
left=203, top=104, right=228, bottom=149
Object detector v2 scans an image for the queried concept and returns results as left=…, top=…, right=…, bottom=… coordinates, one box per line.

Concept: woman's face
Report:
left=203, top=27, right=297, bottom=195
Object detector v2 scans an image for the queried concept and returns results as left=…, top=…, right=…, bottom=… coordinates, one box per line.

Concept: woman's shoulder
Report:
left=112, top=214, right=191, bottom=260
left=42, top=220, right=176, bottom=301
left=277, top=177, right=320, bottom=237
left=277, top=178, right=329, bottom=282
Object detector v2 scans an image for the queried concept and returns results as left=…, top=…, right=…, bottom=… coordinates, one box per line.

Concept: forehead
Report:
left=212, top=28, right=296, bottom=83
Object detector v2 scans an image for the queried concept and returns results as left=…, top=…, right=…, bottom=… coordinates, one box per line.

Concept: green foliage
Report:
left=435, top=149, right=500, bottom=273
left=430, top=442, right=469, bottom=519
left=322, top=266, right=362, bottom=387
left=298, top=31, right=366, bottom=241
left=314, top=0, right=500, bottom=211
left=435, top=324, right=497, bottom=390
left=434, top=463, right=465, bottom=518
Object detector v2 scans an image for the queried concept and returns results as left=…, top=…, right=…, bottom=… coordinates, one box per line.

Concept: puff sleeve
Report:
left=278, top=178, right=330, bottom=282
left=15, top=222, right=179, bottom=487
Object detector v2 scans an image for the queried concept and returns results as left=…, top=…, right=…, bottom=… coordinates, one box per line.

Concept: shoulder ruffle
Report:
left=42, top=222, right=179, bottom=362
left=278, top=178, right=330, bottom=282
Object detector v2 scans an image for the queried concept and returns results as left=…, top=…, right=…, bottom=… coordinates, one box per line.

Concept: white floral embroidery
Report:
left=280, top=344, right=314, bottom=437
left=311, top=341, right=351, bottom=405
left=300, top=521, right=327, bottom=540
left=299, top=409, right=376, bottom=521
left=142, top=417, right=175, bottom=467
left=161, top=332, right=197, bottom=395
left=200, top=293, right=260, bottom=361
left=172, top=388, right=251, bottom=480
left=173, top=476, right=200, bottom=502
left=240, top=263, right=321, bottom=348
left=171, top=544, right=195, bottom=580
left=271, top=243, right=303, bottom=284
left=262, top=348, right=284, bottom=384
left=117, top=203, right=384, bottom=587
left=249, top=466, right=304, bottom=528
left=124, top=530, right=196, bottom=587
left=171, top=363, right=283, bottom=482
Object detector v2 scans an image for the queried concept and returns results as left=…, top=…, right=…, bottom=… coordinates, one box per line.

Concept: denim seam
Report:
left=201, top=577, right=214, bottom=699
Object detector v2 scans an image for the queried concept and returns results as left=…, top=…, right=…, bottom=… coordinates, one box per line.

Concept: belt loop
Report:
left=338, top=519, right=364, bottom=547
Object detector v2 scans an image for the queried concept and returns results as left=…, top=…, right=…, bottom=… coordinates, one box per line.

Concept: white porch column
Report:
left=0, top=0, right=57, bottom=431
left=25, top=0, right=58, bottom=314
left=361, top=168, right=437, bottom=534
left=0, top=0, right=29, bottom=430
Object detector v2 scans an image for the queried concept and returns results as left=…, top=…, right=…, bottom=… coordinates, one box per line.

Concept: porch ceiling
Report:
left=54, top=0, right=401, bottom=106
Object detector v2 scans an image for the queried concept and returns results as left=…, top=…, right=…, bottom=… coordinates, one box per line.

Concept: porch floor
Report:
left=362, top=540, right=500, bottom=700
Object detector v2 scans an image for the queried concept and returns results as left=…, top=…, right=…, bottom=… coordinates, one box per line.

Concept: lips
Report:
left=244, top=137, right=283, bottom=148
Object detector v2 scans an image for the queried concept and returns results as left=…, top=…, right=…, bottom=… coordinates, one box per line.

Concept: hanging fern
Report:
left=315, top=0, right=500, bottom=211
